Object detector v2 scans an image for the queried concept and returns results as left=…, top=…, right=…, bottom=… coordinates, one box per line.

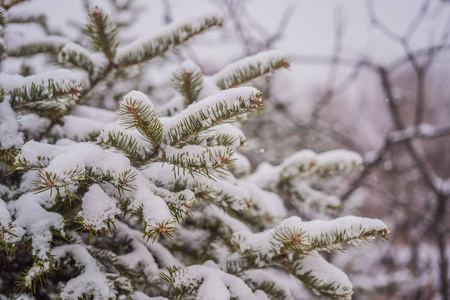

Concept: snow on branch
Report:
left=214, top=50, right=290, bottom=90
left=99, top=123, right=156, bottom=167
left=15, top=140, right=177, bottom=239
left=168, top=123, right=247, bottom=149
left=0, top=198, right=24, bottom=252
left=0, top=100, right=24, bottom=149
left=58, top=42, right=97, bottom=75
left=232, top=216, right=389, bottom=255
left=304, top=216, right=390, bottom=252
left=0, top=3, right=392, bottom=298
left=115, top=221, right=182, bottom=269
left=118, top=91, right=163, bottom=149
left=143, top=162, right=251, bottom=213
left=228, top=216, right=388, bottom=299
left=52, top=244, right=133, bottom=299
left=248, top=149, right=362, bottom=212
left=294, top=253, right=353, bottom=300
left=116, top=14, right=223, bottom=68
left=162, top=144, right=234, bottom=176
left=84, top=6, right=119, bottom=62
left=289, top=181, right=341, bottom=211
left=7, top=35, right=68, bottom=57
left=0, top=70, right=82, bottom=118
left=171, top=60, right=204, bottom=105
left=279, top=149, right=363, bottom=181
left=164, top=87, right=262, bottom=146
left=164, top=262, right=261, bottom=300
left=76, top=184, right=120, bottom=232
left=10, top=193, right=65, bottom=290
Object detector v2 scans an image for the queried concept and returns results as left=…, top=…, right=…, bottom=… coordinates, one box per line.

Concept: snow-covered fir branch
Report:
left=0, top=2, right=390, bottom=299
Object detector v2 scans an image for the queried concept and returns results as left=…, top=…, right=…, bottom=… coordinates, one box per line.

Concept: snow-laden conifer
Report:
left=0, top=2, right=389, bottom=299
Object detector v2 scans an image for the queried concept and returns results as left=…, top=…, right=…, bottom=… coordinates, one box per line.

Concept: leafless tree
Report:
left=215, top=0, right=450, bottom=298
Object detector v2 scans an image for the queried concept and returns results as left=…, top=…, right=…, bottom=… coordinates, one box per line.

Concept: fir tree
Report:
left=0, top=2, right=389, bottom=299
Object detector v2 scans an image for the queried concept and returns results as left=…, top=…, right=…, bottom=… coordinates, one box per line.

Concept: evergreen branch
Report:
left=32, top=168, right=85, bottom=201
left=143, top=220, right=177, bottom=243
left=278, top=150, right=318, bottom=181
left=215, top=50, right=290, bottom=90
left=0, top=147, right=19, bottom=165
left=308, top=226, right=390, bottom=252
left=118, top=92, right=163, bottom=149
left=314, top=150, right=363, bottom=177
left=6, top=14, right=46, bottom=27
left=74, top=185, right=120, bottom=241
left=211, top=132, right=245, bottom=147
left=0, top=220, right=20, bottom=255
left=171, top=60, right=204, bottom=105
left=161, top=265, right=193, bottom=299
left=167, top=88, right=263, bottom=146
left=117, top=14, right=223, bottom=68
left=75, top=216, right=117, bottom=244
left=145, top=164, right=251, bottom=212
left=245, top=279, right=291, bottom=300
left=86, top=246, right=138, bottom=283
left=17, top=254, right=58, bottom=294
left=291, top=255, right=353, bottom=300
left=271, top=225, right=310, bottom=254
left=84, top=168, right=137, bottom=197
left=52, top=244, right=134, bottom=298
left=8, top=79, right=81, bottom=117
left=12, top=155, right=51, bottom=171
left=289, top=181, right=341, bottom=212
left=100, top=130, right=147, bottom=167
left=165, top=264, right=259, bottom=299
left=81, top=61, right=115, bottom=97
left=153, top=186, right=196, bottom=224
left=58, top=43, right=95, bottom=75
left=179, top=124, right=246, bottom=148
left=7, top=36, right=67, bottom=57
left=162, top=145, right=234, bottom=177
left=84, top=6, right=119, bottom=62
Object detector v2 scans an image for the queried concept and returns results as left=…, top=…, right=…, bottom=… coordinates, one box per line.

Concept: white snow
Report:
left=121, top=90, right=155, bottom=111
left=0, top=101, right=24, bottom=148
left=0, top=69, right=82, bottom=95
left=8, top=193, right=64, bottom=260
left=78, top=184, right=120, bottom=230
left=116, top=221, right=182, bottom=268
left=142, top=162, right=251, bottom=212
left=53, top=244, right=130, bottom=299
left=70, top=105, right=117, bottom=123
left=0, top=198, right=25, bottom=244
left=163, top=144, right=232, bottom=169
left=116, top=13, right=223, bottom=65
left=303, top=216, right=389, bottom=242
left=179, top=59, right=201, bottom=74
left=62, top=115, right=106, bottom=140
left=297, top=252, right=352, bottom=299
left=162, top=87, right=261, bottom=139
left=174, top=263, right=258, bottom=300
left=238, top=180, right=287, bottom=220
left=129, top=175, right=173, bottom=229
left=214, top=50, right=289, bottom=88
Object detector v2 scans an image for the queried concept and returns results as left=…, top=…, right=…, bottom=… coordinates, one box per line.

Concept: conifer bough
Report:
left=0, top=3, right=389, bottom=300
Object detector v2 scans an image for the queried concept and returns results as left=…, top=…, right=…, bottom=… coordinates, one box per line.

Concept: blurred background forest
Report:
left=3, top=0, right=449, bottom=299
